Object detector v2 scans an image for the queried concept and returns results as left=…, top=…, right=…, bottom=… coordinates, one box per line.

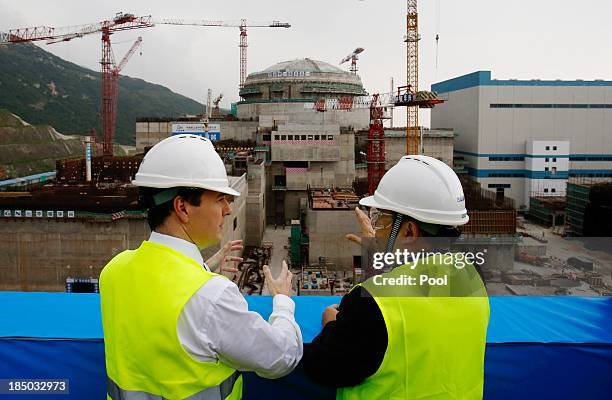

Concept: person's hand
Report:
left=346, top=207, right=375, bottom=245
left=206, top=240, right=243, bottom=274
left=322, top=304, right=339, bottom=327
left=263, top=260, right=293, bottom=296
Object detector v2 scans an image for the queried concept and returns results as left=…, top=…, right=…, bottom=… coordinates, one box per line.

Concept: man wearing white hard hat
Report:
left=304, top=155, right=489, bottom=400
left=100, top=135, right=302, bottom=400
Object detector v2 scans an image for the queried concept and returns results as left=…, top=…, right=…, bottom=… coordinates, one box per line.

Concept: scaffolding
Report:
left=566, top=178, right=612, bottom=236
left=529, top=196, right=566, bottom=227
left=460, top=177, right=517, bottom=235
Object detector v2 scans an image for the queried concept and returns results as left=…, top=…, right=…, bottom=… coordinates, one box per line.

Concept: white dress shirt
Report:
left=148, top=231, right=303, bottom=379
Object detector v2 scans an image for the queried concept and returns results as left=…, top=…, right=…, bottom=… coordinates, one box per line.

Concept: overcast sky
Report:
left=1, top=0, right=611, bottom=126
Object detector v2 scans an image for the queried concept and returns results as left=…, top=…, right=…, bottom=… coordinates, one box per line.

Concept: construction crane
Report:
left=1, top=14, right=290, bottom=155
left=405, top=0, right=419, bottom=156
left=0, top=13, right=154, bottom=156
left=339, top=47, right=364, bottom=74
left=213, top=93, right=224, bottom=117
left=153, top=18, right=291, bottom=90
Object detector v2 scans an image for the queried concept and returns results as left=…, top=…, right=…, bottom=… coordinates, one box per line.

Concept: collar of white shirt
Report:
left=148, top=231, right=210, bottom=272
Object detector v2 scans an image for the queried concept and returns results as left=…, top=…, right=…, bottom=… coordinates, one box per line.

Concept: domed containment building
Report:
left=235, top=59, right=371, bottom=225
left=240, top=58, right=366, bottom=101
left=237, top=58, right=368, bottom=124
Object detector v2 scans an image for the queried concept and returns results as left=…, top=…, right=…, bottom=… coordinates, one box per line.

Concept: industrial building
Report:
left=431, top=71, right=612, bottom=209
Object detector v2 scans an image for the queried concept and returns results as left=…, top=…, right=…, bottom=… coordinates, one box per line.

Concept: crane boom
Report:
left=153, top=18, right=290, bottom=28
left=0, top=15, right=153, bottom=45
left=116, top=36, right=142, bottom=73
left=155, top=18, right=290, bottom=91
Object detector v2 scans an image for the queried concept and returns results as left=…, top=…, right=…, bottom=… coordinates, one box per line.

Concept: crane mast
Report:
left=406, top=0, right=419, bottom=155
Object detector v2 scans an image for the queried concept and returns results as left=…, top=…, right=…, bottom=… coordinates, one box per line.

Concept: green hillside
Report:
left=0, top=43, right=203, bottom=145
left=0, top=109, right=128, bottom=180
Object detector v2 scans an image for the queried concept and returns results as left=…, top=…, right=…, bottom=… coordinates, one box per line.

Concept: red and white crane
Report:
left=1, top=13, right=153, bottom=156
left=0, top=13, right=290, bottom=156
left=339, top=47, right=364, bottom=75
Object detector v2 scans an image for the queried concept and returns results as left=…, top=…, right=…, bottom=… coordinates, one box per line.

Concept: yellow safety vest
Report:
left=338, top=254, right=489, bottom=400
left=100, top=241, right=242, bottom=400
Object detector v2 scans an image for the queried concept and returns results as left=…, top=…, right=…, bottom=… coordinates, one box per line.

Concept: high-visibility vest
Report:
left=338, top=254, right=489, bottom=400
left=100, top=241, right=242, bottom=400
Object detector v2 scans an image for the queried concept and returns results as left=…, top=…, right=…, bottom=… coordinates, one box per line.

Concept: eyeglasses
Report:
left=369, top=208, right=394, bottom=231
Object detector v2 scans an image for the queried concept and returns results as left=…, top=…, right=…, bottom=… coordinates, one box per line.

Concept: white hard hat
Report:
left=132, top=134, right=240, bottom=196
left=360, top=155, right=468, bottom=226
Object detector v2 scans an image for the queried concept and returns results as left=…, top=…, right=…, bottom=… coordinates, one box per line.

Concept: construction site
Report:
left=0, top=6, right=610, bottom=298
left=0, top=1, right=611, bottom=399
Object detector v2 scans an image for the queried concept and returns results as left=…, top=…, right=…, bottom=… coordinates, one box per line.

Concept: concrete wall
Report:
left=306, top=209, right=361, bottom=270
left=0, top=218, right=149, bottom=291
left=238, top=103, right=369, bottom=130
left=382, top=129, right=454, bottom=168
left=245, top=161, right=266, bottom=246
left=0, top=176, right=248, bottom=291
left=135, top=120, right=259, bottom=152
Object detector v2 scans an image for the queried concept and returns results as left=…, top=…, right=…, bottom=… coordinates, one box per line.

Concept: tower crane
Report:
left=405, top=0, right=420, bottom=156
left=1, top=13, right=290, bottom=155
left=340, top=47, right=364, bottom=74
left=213, top=93, right=224, bottom=117
left=0, top=13, right=153, bottom=156
left=153, top=19, right=291, bottom=91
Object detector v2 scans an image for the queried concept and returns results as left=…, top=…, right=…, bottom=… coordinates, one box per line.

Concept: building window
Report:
left=301, top=135, right=306, bottom=140
left=274, top=135, right=279, bottom=140
left=328, top=135, right=334, bottom=140
left=315, top=135, right=320, bottom=140
left=287, top=135, right=293, bottom=140
left=546, top=146, right=550, bottom=150
left=545, top=158, right=549, bottom=162
left=263, top=134, right=271, bottom=141
left=545, top=167, right=549, bottom=172
left=553, top=157, right=557, bottom=162
left=551, top=188, right=556, bottom=193
left=281, top=135, right=286, bottom=140
left=307, top=135, right=313, bottom=140
left=488, top=156, right=525, bottom=162
left=553, top=146, right=557, bottom=150
left=552, top=167, right=557, bottom=174
left=544, top=188, right=549, bottom=193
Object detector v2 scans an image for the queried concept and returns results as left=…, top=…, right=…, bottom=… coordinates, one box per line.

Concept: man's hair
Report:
left=403, top=215, right=461, bottom=238
left=139, top=187, right=206, bottom=230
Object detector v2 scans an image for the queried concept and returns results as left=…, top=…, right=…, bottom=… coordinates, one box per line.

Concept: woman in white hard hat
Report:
left=100, top=135, right=301, bottom=400
left=303, top=155, right=489, bottom=400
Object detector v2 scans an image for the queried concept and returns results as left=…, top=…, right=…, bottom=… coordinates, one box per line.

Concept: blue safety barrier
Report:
left=0, top=293, right=610, bottom=399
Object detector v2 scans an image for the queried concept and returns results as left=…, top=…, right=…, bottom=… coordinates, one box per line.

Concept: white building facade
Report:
left=431, top=71, right=612, bottom=208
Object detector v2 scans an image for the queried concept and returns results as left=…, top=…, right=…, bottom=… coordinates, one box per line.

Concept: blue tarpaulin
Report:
left=0, top=293, right=610, bottom=399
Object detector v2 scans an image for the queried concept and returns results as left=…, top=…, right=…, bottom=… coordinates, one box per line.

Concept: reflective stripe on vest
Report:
left=107, top=371, right=241, bottom=400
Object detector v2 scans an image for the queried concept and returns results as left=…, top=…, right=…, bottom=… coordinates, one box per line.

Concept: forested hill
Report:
left=0, top=43, right=202, bottom=145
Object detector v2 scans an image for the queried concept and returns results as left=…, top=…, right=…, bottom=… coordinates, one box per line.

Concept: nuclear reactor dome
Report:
left=239, top=58, right=367, bottom=102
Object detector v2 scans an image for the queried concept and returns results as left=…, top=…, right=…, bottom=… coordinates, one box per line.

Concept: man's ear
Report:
left=399, top=220, right=421, bottom=241
left=172, top=196, right=190, bottom=224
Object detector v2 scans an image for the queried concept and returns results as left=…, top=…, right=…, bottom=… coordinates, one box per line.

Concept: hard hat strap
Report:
left=152, top=188, right=179, bottom=206
left=385, top=212, right=404, bottom=254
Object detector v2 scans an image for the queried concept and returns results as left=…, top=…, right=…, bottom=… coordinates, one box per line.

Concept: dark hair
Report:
left=139, top=187, right=206, bottom=230
left=402, top=215, right=461, bottom=238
